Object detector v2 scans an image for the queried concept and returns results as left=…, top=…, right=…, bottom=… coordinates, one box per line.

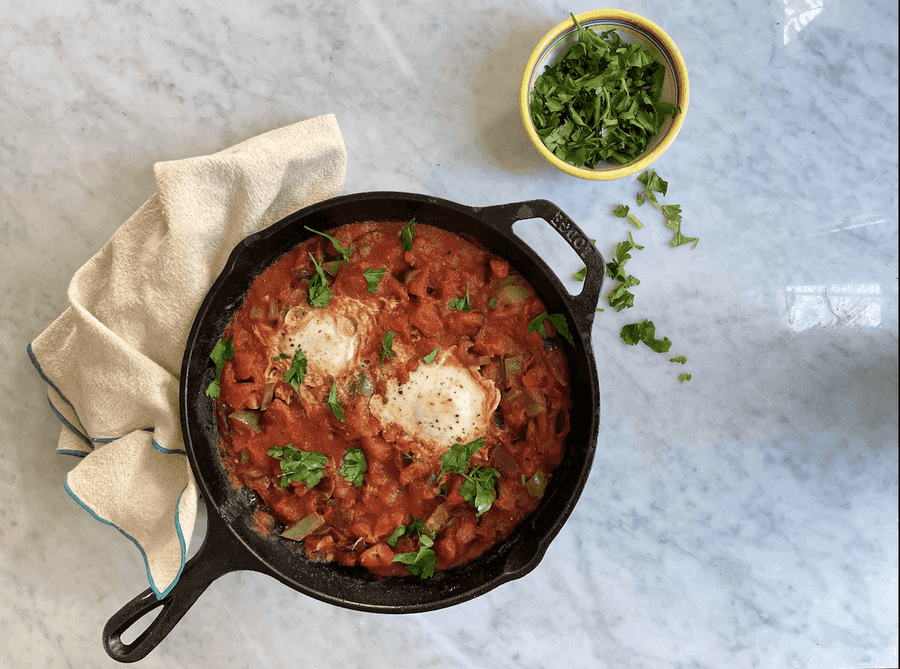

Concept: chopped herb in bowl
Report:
left=528, top=13, right=682, bottom=170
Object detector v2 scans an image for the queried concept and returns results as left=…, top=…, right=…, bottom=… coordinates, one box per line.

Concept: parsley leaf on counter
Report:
left=399, top=218, right=417, bottom=251
left=529, top=14, right=679, bottom=168
left=527, top=311, right=574, bottom=346
left=663, top=204, right=699, bottom=248
left=327, top=381, right=345, bottom=422
left=635, top=170, right=698, bottom=248
left=364, top=267, right=386, bottom=293
left=620, top=319, right=672, bottom=353
left=205, top=337, right=235, bottom=398
left=267, top=444, right=327, bottom=489
left=380, top=331, right=396, bottom=366
left=637, top=169, right=668, bottom=197
left=307, top=253, right=333, bottom=308
left=340, top=447, right=367, bottom=487
left=669, top=356, right=688, bottom=364
left=605, top=238, right=643, bottom=311
left=304, top=226, right=353, bottom=261
left=284, top=348, right=308, bottom=392
left=679, top=373, right=692, bottom=383
left=614, top=204, right=630, bottom=218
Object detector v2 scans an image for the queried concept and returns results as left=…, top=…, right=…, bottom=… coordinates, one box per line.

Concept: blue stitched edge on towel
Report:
left=64, top=475, right=189, bottom=600
left=31, top=341, right=191, bottom=596
left=28, top=342, right=187, bottom=455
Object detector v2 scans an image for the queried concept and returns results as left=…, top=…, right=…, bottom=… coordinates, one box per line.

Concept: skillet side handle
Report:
left=102, top=512, right=259, bottom=663
left=475, top=200, right=605, bottom=332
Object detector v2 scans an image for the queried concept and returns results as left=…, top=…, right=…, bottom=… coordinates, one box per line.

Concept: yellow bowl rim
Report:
left=519, top=9, right=690, bottom=181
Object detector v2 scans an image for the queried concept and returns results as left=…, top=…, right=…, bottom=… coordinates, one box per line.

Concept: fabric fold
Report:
left=29, top=115, right=347, bottom=596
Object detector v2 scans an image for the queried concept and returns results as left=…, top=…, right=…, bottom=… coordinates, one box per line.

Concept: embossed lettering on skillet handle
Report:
left=472, top=199, right=605, bottom=335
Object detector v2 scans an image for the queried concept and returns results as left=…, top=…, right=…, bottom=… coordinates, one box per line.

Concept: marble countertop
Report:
left=2, top=1, right=897, bottom=667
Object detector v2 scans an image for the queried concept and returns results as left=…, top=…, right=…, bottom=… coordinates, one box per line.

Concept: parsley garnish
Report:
left=459, top=466, right=501, bottom=516
left=327, top=381, right=344, bottom=422
left=284, top=348, right=308, bottom=392
left=267, top=444, right=327, bottom=489
left=620, top=319, right=672, bottom=353
left=529, top=14, right=679, bottom=168
left=448, top=285, right=472, bottom=312
left=399, top=218, right=417, bottom=251
left=526, top=311, right=574, bottom=346
left=423, top=347, right=439, bottom=364
left=678, top=373, right=692, bottom=383
left=438, top=438, right=499, bottom=516
left=669, top=356, right=688, bottom=364
left=379, top=332, right=396, bottom=366
left=304, top=226, right=353, bottom=261
left=439, top=438, right=485, bottom=477
left=391, top=533, right=437, bottom=579
left=307, top=253, right=332, bottom=308
left=340, top=447, right=367, bottom=487
left=364, top=267, right=386, bottom=293
left=386, top=519, right=433, bottom=548
left=205, top=337, right=235, bottom=398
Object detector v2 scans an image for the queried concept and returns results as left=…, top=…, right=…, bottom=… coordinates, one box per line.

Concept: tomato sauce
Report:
left=214, top=221, right=570, bottom=577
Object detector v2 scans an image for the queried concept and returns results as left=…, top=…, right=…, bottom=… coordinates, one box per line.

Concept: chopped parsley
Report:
left=423, top=347, right=439, bottom=364
left=440, top=438, right=485, bottom=477
left=605, top=238, right=642, bottom=311
left=527, top=311, right=574, bottom=346
left=448, top=285, right=473, bottom=312
left=284, top=348, right=308, bottom=392
left=459, top=466, right=501, bottom=516
left=364, top=267, right=386, bottom=293
left=669, top=356, right=688, bottom=364
left=620, top=319, right=672, bottom=353
left=304, top=226, right=353, bottom=261
left=529, top=14, right=679, bottom=168
left=307, top=253, right=332, bottom=308
left=379, top=332, right=396, bottom=366
left=438, top=439, right=499, bottom=516
left=635, top=170, right=698, bottom=248
left=399, top=218, right=417, bottom=251
left=386, top=518, right=433, bottom=548
left=391, top=532, right=437, bottom=579
left=679, top=373, right=692, bottom=383
left=267, top=444, right=327, bottom=489
left=205, top=337, right=235, bottom=398
left=327, top=380, right=344, bottom=422
left=339, top=447, right=367, bottom=487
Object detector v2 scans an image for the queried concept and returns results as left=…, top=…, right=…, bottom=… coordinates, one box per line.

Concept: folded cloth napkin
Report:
left=28, top=115, right=347, bottom=597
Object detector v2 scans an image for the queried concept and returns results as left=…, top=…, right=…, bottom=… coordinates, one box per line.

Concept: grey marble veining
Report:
left=2, top=0, right=897, bottom=667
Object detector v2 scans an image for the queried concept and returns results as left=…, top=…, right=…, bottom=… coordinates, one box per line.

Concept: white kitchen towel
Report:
left=28, top=115, right=347, bottom=597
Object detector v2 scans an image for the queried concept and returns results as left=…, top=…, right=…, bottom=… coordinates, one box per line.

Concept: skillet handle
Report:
left=474, top=199, right=605, bottom=332
left=102, top=510, right=259, bottom=663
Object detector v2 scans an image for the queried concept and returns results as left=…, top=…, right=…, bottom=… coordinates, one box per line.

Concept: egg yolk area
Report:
left=215, top=221, right=571, bottom=578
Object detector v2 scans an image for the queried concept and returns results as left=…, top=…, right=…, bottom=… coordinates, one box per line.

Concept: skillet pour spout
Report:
left=102, top=192, right=604, bottom=662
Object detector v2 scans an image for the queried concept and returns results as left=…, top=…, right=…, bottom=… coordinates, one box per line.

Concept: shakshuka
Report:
left=211, top=220, right=571, bottom=578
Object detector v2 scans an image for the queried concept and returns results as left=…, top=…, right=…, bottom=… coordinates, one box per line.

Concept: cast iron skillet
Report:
left=102, top=192, right=605, bottom=662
